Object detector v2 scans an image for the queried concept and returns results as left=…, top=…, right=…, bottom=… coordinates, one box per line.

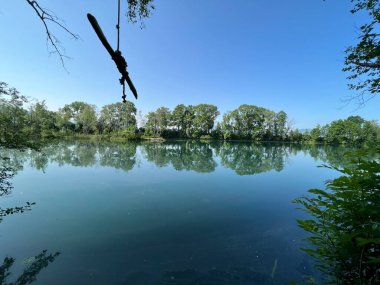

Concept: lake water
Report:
left=0, top=141, right=348, bottom=284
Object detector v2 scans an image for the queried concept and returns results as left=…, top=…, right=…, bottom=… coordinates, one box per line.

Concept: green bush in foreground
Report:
left=294, top=149, right=380, bottom=284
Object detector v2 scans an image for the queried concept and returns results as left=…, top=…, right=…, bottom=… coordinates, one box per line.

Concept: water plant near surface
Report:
left=294, top=149, right=380, bottom=284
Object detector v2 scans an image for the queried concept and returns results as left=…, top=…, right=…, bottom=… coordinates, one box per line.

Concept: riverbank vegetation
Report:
left=1, top=82, right=379, bottom=146
left=294, top=149, right=380, bottom=284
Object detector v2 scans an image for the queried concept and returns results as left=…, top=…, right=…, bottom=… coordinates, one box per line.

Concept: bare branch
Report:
left=25, top=0, right=79, bottom=68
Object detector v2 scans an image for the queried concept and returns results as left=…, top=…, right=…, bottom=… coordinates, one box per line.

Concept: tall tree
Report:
left=77, top=105, right=98, bottom=134
left=221, top=105, right=268, bottom=140
left=192, top=104, right=220, bottom=136
left=27, top=101, right=57, bottom=137
left=59, top=101, right=97, bottom=134
left=171, top=104, right=187, bottom=133
left=98, top=102, right=137, bottom=133
left=183, top=105, right=195, bottom=138
left=274, top=111, right=288, bottom=140
left=145, top=107, right=170, bottom=136
left=0, top=82, right=29, bottom=148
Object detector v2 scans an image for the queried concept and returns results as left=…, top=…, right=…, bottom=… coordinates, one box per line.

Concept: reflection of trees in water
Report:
left=142, top=141, right=217, bottom=173
left=49, top=141, right=98, bottom=167
left=5, top=141, right=137, bottom=172
left=302, top=144, right=353, bottom=168
left=0, top=250, right=60, bottom=285
left=216, top=143, right=291, bottom=175
left=0, top=149, right=60, bottom=285
left=98, top=142, right=137, bottom=172
left=2, top=141, right=358, bottom=176
left=0, top=150, right=35, bottom=221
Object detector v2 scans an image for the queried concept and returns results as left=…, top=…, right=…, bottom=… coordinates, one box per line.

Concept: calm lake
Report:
left=0, top=141, right=349, bottom=284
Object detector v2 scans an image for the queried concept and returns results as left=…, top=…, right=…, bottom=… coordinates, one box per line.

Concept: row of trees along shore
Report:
left=1, top=85, right=379, bottom=145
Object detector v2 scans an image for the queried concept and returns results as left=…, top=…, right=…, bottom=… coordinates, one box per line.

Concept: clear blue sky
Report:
left=0, top=0, right=379, bottom=129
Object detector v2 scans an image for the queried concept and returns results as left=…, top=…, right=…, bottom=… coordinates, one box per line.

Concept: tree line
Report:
left=1, top=82, right=379, bottom=145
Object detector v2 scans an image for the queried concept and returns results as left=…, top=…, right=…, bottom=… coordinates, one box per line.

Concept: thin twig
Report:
left=25, top=0, right=79, bottom=68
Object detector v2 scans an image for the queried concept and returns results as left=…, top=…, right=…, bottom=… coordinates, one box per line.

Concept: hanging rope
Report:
left=87, top=1, right=138, bottom=102
left=116, top=0, right=121, bottom=52
left=116, top=0, right=127, bottom=102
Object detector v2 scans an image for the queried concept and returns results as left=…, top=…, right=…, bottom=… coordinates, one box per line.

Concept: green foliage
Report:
left=294, top=149, right=380, bottom=284
left=192, top=104, right=220, bottom=136
left=145, top=107, right=171, bottom=136
left=58, top=101, right=98, bottom=134
left=308, top=116, right=380, bottom=145
left=27, top=101, right=57, bottom=138
left=110, top=126, right=138, bottom=141
left=99, top=101, right=137, bottom=134
left=220, top=105, right=289, bottom=141
left=171, top=104, right=187, bottom=133
left=127, top=0, right=155, bottom=25
left=343, top=0, right=380, bottom=99
left=310, top=125, right=323, bottom=143
left=1, top=82, right=379, bottom=144
left=0, top=82, right=31, bottom=149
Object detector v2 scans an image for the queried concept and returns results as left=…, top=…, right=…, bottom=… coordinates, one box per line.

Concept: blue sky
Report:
left=0, top=0, right=379, bottom=129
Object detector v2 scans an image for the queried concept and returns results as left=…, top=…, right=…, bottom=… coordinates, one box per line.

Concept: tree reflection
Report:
left=216, top=142, right=291, bottom=175
left=51, top=141, right=98, bottom=167
left=25, top=141, right=137, bottom=172
left=301, top=144, right=354, bottom=169
left=2, top=141, right=355, bottom=176
left=0, top=152, right=34, bottom=221
left=0, top=250, right=60, bottom=285
left=142, top=141, right=217, bottom=173
left=98, top=142, right=137, bottom=172
left=0, top=150, right=60, bottom=285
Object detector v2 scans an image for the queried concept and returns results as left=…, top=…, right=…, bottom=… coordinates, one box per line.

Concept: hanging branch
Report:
left=25, top=0, right=79, bottom=68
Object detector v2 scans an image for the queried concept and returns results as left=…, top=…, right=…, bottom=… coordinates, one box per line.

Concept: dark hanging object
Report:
left=87, top=5, right=138, bottom=102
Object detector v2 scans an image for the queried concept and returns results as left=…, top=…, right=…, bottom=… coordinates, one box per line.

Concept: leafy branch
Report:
left=343, top=0, right=380, bottom=102
left=294, top=149, right=380, bottom=284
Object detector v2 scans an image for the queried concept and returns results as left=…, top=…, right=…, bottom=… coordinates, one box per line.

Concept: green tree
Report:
left=59, top=101, right=97, bottom=134
left=98, top=102, right=137, bottom=134
left=192, top=104, right=219, bottom=137
left=220, top=111, right=236, bottom=140
left=310, top=124, right=323, bottom=143
left=55, top=107, right=74, bottom=133
left=145, top=107, right=171, bottom=136
left=171, top=104, right=187, bottom=133
left=343, top=0, right=380, bottom=100
left=77, top=105, right=98, bottom=134
left=220, top=105, right=278, bottom=140
left=323, top=116, right=379, bottom=145
left=0, top=82, right=29, bottom=148
left=27, top=101, right=57, bottom=137
left=274, top=111, right=288, bottom=140
left=183, top=105, right=195, bottom=138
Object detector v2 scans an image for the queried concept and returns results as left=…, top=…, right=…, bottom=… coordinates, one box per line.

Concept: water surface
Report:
left=0, top=141, right=348, bottom=284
